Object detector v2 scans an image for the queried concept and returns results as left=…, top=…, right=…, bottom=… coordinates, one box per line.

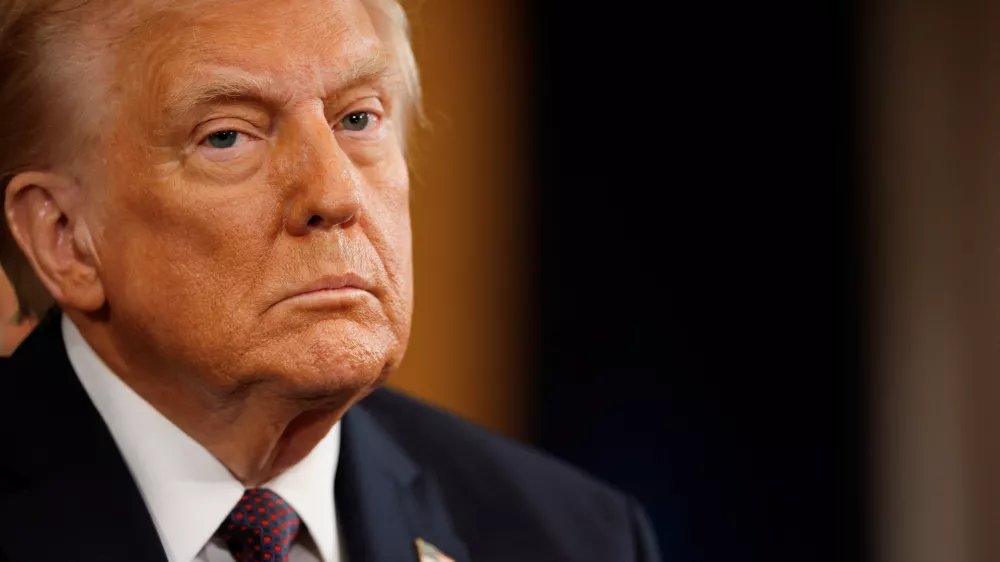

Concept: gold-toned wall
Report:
left=387, top=2, right=530, bottom=438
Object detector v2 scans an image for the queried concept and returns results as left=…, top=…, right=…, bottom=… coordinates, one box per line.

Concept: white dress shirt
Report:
left=62, top=315, right=344, bottom=562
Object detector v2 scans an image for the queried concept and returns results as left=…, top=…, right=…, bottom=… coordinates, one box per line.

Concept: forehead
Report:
left=113, top=0, right=386, bottom=109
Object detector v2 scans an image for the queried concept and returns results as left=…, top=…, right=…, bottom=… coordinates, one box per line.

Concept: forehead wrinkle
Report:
left=99, top=0, right=408, bottom=148
left=286, top=2, right=396, bottom=99
left=160, top=48, right=394, bottom=125
left=162, top=67, right=277, bottom=120
left=145, top=11, right=391, bottom=114
left=320, top=47, right=394, bottom=100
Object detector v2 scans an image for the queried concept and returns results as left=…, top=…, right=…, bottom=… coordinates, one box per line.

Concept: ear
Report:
left=3, top=171, right=105, bottom=312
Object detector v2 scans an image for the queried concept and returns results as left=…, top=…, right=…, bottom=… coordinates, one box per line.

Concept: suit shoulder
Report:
left=361, top=387, right=618, bottom=495
left=358, top=388, right=647, bottom=559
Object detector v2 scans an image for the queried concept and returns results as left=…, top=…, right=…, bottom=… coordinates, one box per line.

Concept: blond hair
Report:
left=0, top=0, right=421, bottom=321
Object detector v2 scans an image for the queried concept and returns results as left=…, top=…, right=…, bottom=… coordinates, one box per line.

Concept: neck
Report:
left=67, top=310, right=350, bottom=486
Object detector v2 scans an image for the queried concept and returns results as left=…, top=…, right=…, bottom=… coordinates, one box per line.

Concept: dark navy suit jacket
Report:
left=0, top=312, right=661, bottom=562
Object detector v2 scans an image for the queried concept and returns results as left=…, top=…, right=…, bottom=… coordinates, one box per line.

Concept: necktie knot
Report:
left=217, top=488, right=301, bottom=562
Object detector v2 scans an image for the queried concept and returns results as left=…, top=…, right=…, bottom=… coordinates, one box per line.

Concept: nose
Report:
left=283, top=113, right=362, bottom=236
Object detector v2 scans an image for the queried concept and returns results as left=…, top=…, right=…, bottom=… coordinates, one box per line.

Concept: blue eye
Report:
left=340, top=112, right=372, bottom=131
left=206, top=130, right=239, bottom=149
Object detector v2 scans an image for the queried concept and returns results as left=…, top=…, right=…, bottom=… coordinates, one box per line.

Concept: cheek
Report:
left=367, top=210, right=413, bottom=360
left=99, top=177, right=280, bottom=328
left=364, top=165, right=413, bottom=311
left=381, top=208, right=413, bottom=318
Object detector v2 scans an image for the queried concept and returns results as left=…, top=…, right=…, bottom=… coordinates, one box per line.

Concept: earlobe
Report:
left=4, top=172, right=105, bottom=312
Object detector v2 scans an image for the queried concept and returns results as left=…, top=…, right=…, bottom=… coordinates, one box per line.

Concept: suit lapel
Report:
left=336, top=400, right=470, bottom=562
left=0, top=311, right=167, bottom=562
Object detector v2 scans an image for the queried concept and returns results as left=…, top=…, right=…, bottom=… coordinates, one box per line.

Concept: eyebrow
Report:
left=162, top=68, right=274, bottom=120
left=161, top=52, right=394, bottom=120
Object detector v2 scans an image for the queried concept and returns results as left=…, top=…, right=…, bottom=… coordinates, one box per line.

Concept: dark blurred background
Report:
left=391, top=1, right=859, bottom=562
left=529, top=3, right=859, bottom=562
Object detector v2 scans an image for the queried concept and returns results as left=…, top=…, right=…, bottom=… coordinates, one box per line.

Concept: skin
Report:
left=3, top=0, right=413, bottom=485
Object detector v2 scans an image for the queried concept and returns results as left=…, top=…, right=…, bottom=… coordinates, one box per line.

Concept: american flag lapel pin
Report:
left=415, top=537, right=456, bottom=562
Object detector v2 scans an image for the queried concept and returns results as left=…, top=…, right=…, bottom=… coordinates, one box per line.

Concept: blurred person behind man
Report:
left=0, top=266, right=34, bottom=355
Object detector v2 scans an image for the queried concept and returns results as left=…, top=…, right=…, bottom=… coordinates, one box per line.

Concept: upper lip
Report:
left=286, top=273, right=374, bottom=300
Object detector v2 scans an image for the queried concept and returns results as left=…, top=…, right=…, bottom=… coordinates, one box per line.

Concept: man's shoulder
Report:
left=355, top=388, right=660, bottom=561
left=358, top=387, right=612, bottom=495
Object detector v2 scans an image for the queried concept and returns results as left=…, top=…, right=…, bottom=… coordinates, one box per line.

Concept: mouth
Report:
left=273, top=273, right=376, bottom=310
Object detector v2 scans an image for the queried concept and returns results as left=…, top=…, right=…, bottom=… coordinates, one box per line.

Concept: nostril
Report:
left=307, top=215, right=323, bottom=227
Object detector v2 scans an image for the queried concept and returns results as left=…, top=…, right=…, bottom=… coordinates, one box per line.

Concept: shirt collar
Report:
left=62, top=315, right=341, bottom=562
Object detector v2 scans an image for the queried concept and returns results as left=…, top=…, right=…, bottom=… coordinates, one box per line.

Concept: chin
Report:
left=254, top=318, right=399, bottom=397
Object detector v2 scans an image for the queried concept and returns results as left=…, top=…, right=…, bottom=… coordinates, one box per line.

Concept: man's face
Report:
left=83, top=0, right=413, bottom=395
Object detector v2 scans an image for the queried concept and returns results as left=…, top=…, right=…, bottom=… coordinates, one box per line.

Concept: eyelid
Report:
left=193, top=118, right=265, bottom=146
left=338, top=110, right=380, bottom=123
left=332, top=96, right=384, bottom=121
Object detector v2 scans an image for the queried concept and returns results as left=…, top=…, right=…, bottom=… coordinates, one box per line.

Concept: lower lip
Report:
left=282, top=287, right=372, bottom=308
